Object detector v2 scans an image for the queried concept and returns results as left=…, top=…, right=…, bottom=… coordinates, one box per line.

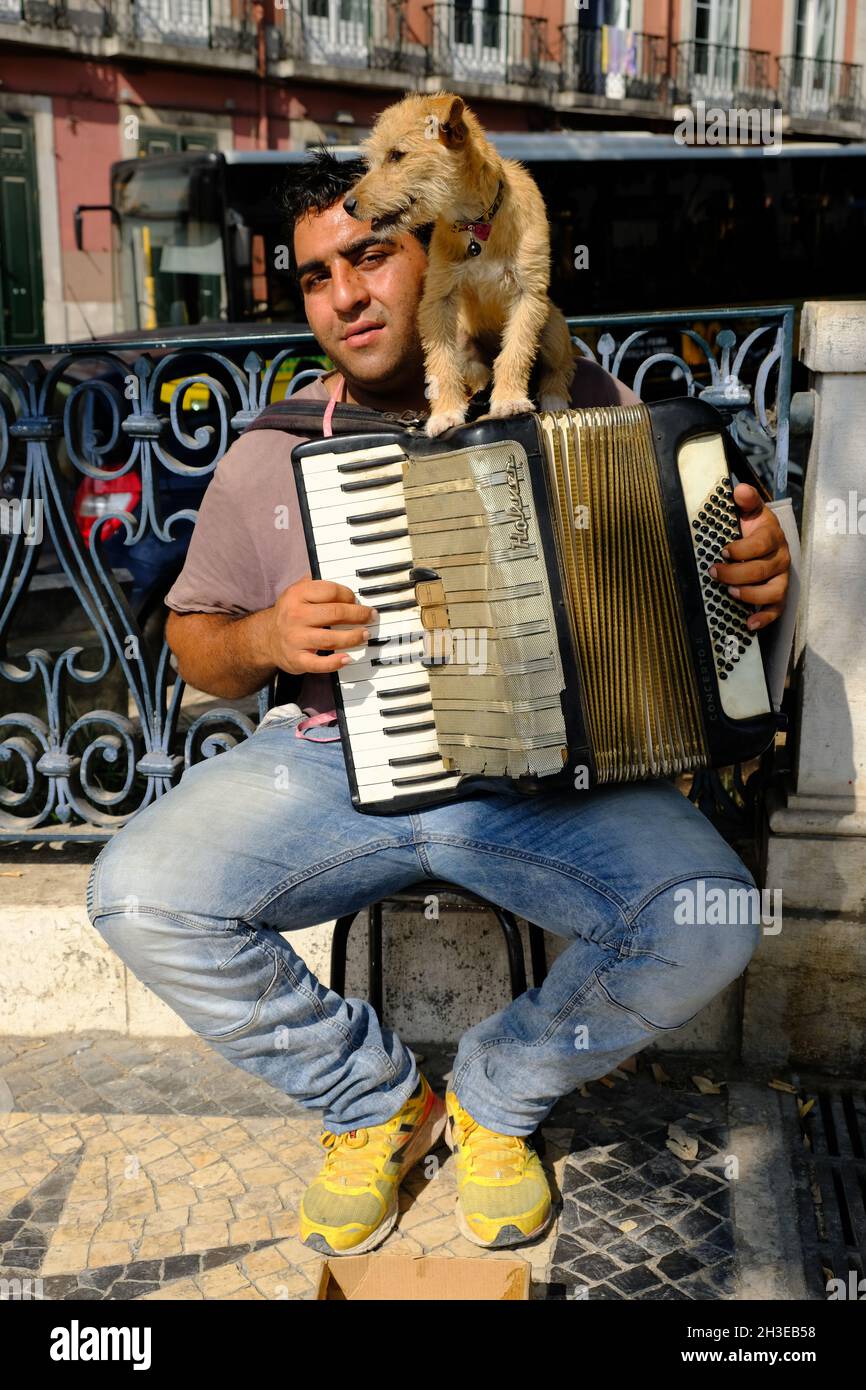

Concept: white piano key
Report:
left=356, top=774, right=462, bottom=805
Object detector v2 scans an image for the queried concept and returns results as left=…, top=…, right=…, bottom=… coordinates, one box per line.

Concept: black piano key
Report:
left=368, top=599, right=417, bottom=614
left=340, top=475, right=403, bottom=492
left=354, top=560, right=412, bottom=577
left=382, top=702, right=434, bottom=718
left=367, top=630, right=424, bottom=648
left=392, top=771, right=456, bottom=787
left=357, top=580, right=415, bottom=596
left=372, top=643, right=424, bottom=664
left=388, top=751, right=440, bottom=766
left=382, top=721, right=437, bottom=736
left=349, top=528, right=409, bottom=545
left=377, top=682, right=430, bottom=699
left=337, top=455, right=405, bottom=473
left=347, top=507, right=406, bottom=525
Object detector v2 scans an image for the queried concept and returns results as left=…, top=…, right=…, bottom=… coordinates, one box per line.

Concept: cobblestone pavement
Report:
left=0, top=1036, right=775, bottom=1301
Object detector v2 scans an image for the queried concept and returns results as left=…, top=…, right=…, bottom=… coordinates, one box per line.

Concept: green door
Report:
left=0, top=115, right=45, bottom=347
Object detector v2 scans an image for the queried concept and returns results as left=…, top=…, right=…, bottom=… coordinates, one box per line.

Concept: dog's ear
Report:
left=437, top=96, right=467, bottom=149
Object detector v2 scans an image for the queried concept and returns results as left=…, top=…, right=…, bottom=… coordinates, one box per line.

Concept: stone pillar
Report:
left=744, top=301, right=866, bottom=1070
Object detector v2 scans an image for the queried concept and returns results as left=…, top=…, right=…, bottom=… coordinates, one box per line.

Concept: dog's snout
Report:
left=343, top=196, right=358, bottom=216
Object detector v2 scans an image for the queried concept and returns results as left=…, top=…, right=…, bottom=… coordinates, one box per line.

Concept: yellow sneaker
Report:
left=300, top=1073, right=446, bottom=1256
left=445, top=1089, right=554, bottom=1248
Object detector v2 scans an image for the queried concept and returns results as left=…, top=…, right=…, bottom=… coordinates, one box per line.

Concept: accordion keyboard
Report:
left=297, top=440, right=463, bottom=806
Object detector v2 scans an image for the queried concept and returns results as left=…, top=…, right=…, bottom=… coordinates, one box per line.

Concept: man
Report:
left=87, top=151, right=791, bottom=1258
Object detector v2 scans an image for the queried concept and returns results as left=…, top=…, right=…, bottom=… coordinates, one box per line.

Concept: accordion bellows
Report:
left=293, top=399, right=778, bottom=814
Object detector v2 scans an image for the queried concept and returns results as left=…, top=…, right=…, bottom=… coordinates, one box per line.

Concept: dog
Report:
left=343, top=91, right=575, bottom=438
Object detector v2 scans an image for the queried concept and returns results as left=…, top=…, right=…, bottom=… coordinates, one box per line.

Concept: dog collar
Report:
left=452, top=179, right=504, bottom=256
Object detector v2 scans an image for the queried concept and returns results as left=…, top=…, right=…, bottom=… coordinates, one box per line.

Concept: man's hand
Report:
left=708, top=483, right=790, bottom=632
left=267, top=577, right=377, bottom=675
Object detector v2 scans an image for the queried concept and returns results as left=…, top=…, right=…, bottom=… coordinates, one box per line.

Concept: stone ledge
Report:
left=0, top=901, right=740, bottom=1054
left=801, top=300, right=866, bottom=375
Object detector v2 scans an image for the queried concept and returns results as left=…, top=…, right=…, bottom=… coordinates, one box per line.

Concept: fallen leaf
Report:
left=610, top=1068, right=632, bottom=1082
left=597, top=1075, right=615, bottom=1089
left=618, top=1056, right=639, bottom=1074
left=578, top=1085, right=590, bottom=1098
left=0, top=870, right=24, bottom=877
left=768, top=1079, right=798, bottom=1093
left=617, top=1219, right=638, bottom=1233
left=798, top=1097, right=815, bottom=1118
left=651, top=1062, right=671, bottom=1085
left=692, top=1074, right=722, bottom=1095
left=666, top=1122, right=699, bottom=1161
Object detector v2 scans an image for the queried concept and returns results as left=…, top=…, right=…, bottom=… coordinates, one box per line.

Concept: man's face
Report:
left=293, top=200, right=428, bottom=392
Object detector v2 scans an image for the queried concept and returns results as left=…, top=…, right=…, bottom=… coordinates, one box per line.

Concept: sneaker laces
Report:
left=451, top=1112, right=528, bottom=1181
left=317, top=1110, right=407, bottom=1186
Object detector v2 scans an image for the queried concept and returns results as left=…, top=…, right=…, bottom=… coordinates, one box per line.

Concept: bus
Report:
left=76, top=134, right=866, bottom=333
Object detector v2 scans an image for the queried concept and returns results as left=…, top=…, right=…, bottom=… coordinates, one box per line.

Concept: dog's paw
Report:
left=540, top=393, right=571, bottom=412
left=488, top=396, right=535, bottom=419
left=426, top=409, right=467, bottom=438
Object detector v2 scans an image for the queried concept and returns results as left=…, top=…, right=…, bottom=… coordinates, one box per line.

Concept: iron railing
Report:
left=673, top=39, right=775, bottom=108
left=778, top=55, right=864, bottom=124
left=559, top=25, right=668, bottom=104
left=275, top=0, right=427, bottom=75
left=0, top=308, right=795, bottom=842
left=0, top=0, right=255, bottom=49
left=424, top=2, right=558, bottom=88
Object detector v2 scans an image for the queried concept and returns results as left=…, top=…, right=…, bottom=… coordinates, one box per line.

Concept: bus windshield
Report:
left=112, top=155, right=227, bottom=331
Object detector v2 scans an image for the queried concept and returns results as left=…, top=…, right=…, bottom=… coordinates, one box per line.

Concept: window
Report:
left=694, top=0, right=739, bottom=50
left=135, top=0, right=210, bottom=45
left=452, top=0, right=505, bottom=79
left=791, top=0, right=839, bottom=112
left=303, top=0, right=369, bottom=66
left=794, top=0, right=837, bottom=61
left=692, top=0, right=740, bottom=97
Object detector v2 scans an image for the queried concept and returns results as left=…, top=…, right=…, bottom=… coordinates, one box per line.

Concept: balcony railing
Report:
left=778, top=55, right=864, bottom=124
left=424, top=2, right=558, bottom=88
left=673, top=39, right=775, bottom=108
left=275, top=0, right=426, bottom=75
left=559, top=25, right=667, bottom=104
left=0, top=0, right=255, bottom=50
left=1, top=0, right=113, bottom=32
left=0, top=309, right=794, bottom=841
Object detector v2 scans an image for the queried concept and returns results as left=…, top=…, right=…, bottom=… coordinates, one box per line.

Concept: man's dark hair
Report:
left=279, top=146, right=432, bottom=282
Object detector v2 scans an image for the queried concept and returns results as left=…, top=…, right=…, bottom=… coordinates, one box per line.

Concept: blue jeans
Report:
left=86, top=709, right=760, bottom=1137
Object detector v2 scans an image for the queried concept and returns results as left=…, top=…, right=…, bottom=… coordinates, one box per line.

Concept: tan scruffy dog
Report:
left=343, top=91, right=575, bottom=438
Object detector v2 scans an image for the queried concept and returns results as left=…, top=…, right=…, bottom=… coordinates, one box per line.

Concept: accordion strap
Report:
left=241, top=398, right=426, bottom=438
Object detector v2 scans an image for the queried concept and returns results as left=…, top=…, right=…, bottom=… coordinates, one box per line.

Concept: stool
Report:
left=330, top=879, right=548, bottom=1018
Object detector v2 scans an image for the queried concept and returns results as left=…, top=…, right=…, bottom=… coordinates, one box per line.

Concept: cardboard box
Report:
left=314, top=1253, right=531, bottom=1300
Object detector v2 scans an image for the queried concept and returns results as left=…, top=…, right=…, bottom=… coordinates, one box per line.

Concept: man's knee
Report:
left=610, top=874, right=763, bottom=1031
left=87, top=825, right=152, bottom=927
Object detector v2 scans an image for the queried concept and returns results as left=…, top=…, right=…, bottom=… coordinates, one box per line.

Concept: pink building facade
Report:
left=1, top=0, right=863, bottom=344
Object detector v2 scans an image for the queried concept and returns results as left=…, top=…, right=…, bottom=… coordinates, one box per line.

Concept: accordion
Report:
left=292, top=399, right=785, bottom=815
